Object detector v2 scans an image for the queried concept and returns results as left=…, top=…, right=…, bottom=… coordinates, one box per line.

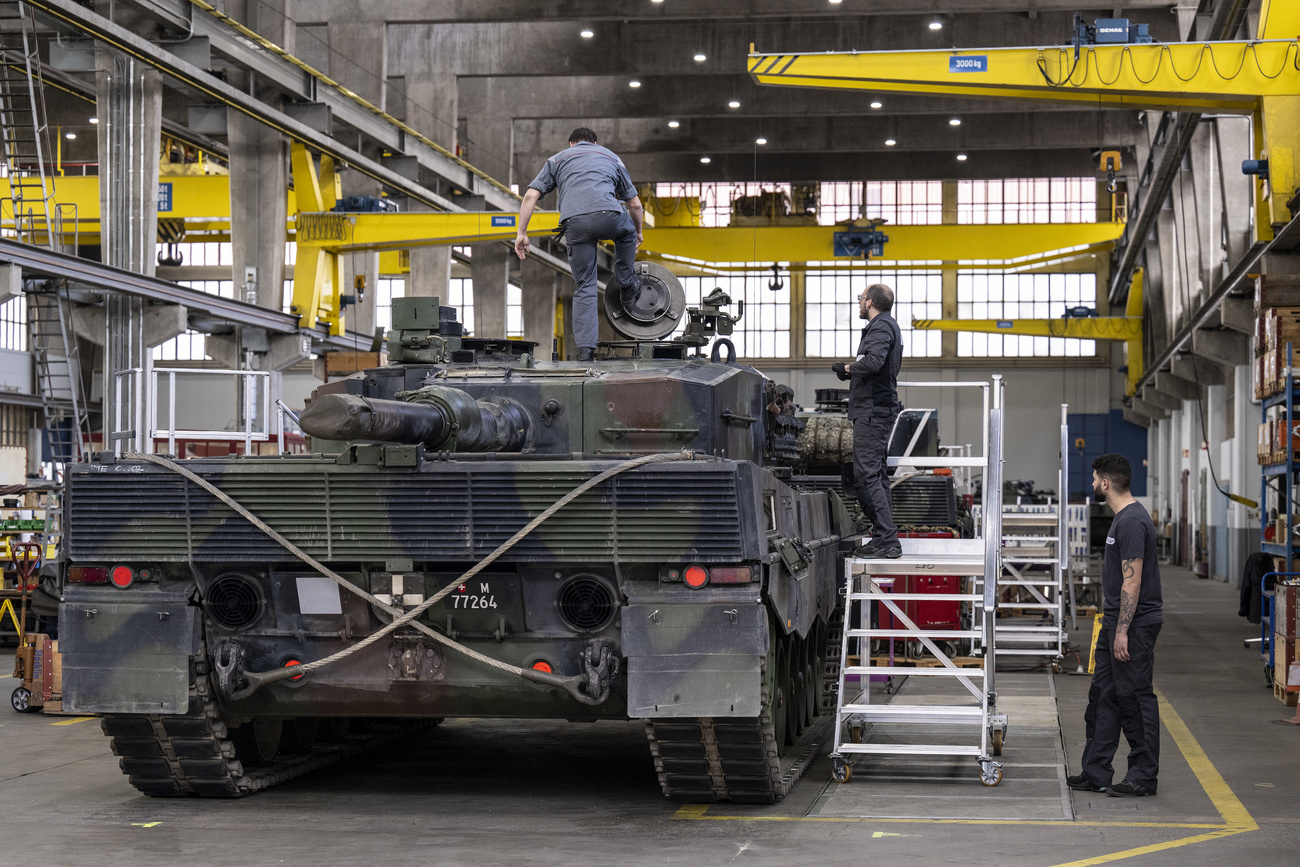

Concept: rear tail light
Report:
left=683, top=564, right=709, bottom=588
left=283, top=659, right=305, bottom=681
left=530, top=660, right=554, bottom=674
left=68, top=567, right=109, bottom=584
left=709, top=567, right=753, bottom=585
left=109, top=565, right=135, bottom=589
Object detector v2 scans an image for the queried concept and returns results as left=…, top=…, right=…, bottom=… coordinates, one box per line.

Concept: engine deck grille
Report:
left=66, top=460, right=746, bottom=564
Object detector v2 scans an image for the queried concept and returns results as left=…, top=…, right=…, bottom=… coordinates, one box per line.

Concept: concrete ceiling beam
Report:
left=1171, top=353, right=1226, bottom=386
left=1123, top=408, right=1152, bottom=428
left=1130, top=397, right=1169, bottom=420
left=1219, top=296, right=1255, bottom=335
left=1154, top=371, right=1199, bottom=402
left=508, top=112, right=1141, bottom=157
left=1192, top=327, right=1250, bottom=368
left=1140, top=385, right=1183, bottom=412
left=292, top=0, right=1178, bottom=24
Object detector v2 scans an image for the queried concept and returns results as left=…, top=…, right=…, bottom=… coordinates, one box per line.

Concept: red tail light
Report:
left=284, top=659, right=304, bottom=681
left=683, top=564, right=709, bottom=588
left=109, top=565, right=135, bottom=589
left=69, top=567, right=109, bottom=584
left=530, top=660, right=554, bottom=674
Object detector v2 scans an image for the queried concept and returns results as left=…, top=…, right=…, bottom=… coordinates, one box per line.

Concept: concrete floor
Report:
left=2, top=565, right=1298, bottom=866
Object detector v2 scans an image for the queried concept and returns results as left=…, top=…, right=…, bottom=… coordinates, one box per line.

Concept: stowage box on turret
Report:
left=56, top=263, right=853, bottom=802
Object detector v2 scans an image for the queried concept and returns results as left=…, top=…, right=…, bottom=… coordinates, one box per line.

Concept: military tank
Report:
left=56, top=262, right=853, bottom=802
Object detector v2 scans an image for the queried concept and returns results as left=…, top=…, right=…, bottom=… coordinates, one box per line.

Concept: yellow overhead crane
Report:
left=914, top=268, right=1146, bottom=397
left=749, top=2, right=1300, bottom=235
left=749, top=1, right=1300, bottom=392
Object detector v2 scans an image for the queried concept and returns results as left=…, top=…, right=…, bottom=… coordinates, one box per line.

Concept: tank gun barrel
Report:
left=299, top=389, right=530, bottom=452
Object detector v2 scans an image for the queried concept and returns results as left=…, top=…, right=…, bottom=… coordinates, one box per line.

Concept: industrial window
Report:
left=956, top=272, right=1098, bottom=357
left=805, top=270, right=942, bottom=358
left=0, top=296, right=26, bottom=351
left=678, top=272, right=791, bottom=358
left=0, top=404, right=29, bottom=448
left=155, top=241, right=233, bottom=268
left=507, top=284, right=523, bottom=339
left=446, top=277, right=474, bottom=336
left=956, top=178, right=1097, bottom=225
left=652, top=181, right=943, bottom=227
left=375, top=277, right=401, bottom=333
left=150, top=280, right=233, bottom=361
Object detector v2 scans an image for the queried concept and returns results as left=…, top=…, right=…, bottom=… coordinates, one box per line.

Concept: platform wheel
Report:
left=11, top=686, right=32, bottom=713
left=980, top=762, right=1003, bottom=787
left=831, top=755, right=852, bottom=784
left=848, top=722, right=863, bottom=744
left=991, top=728, right=1004, bottom=756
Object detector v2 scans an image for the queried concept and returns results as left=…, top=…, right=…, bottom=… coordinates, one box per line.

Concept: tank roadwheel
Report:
left=231, top=717, right=283, bottom=767
left=318, top=717, right=353, bottom=742
left=773, top=639, right=790, bottom=750
left=352, top=717, right=379, bottom=734
left=980, top=762, right=1003, bottom=787
left=991, top=728, right=1004, bottom=757
left=806, top=623, right=823, bottom=723
left=279, top=718, right=319, bottom=754
left=831, top=755, right=852, bottom=784
left=11, top=686, right=33, bottom=713
left=790, top=634, right=807, bottom=738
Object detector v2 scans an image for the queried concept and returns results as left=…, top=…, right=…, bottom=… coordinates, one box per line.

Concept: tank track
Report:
left=101, top=656, right=435, bottom=797
left=644, top=656, right=831, bottom=804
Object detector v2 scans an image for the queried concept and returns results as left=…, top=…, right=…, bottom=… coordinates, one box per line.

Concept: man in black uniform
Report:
left=1069, top=453, right=1163, bottom=797
left=832, top=283, right=903, bottom=559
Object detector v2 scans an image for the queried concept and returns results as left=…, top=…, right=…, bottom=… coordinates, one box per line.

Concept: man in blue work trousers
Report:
left=514, top=127, right=644, bottom=362
left=1069, top=453, right=1163, bottom=797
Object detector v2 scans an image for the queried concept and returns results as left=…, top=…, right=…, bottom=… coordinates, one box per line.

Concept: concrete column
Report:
left=521, top=256, right=557, bottom=359
left=95, top=47, right=162, bottom=452
left=228, top=114, right=289, bottom=312
left=1205, top=383, right=1228, bottom=579
left=471, top=244, right=510, bottom=338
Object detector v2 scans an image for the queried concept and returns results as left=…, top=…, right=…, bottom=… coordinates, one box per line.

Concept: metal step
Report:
left=835, top=743, right=985, bottom=756
left=838, top=703, right=985, bottom=721
left=848, top=592, right=983, bottom=602
left=846, top=628, right=980, bottom=640
left=842, top=665, right=986, bottom=677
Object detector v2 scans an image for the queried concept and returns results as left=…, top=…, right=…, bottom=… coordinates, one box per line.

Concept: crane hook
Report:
left=768, top=262, right=783, bottom=291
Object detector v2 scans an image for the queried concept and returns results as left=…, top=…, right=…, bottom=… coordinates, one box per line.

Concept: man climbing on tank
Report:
left=514, top=127, right=644, bottom=362
left=832, top=283, right=903, bottom=559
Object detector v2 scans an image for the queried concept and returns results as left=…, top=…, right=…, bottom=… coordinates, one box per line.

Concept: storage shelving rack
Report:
left=1260, top=346, right=1300, bottom=686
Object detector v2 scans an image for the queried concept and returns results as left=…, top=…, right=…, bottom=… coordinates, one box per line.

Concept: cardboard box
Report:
left=1276, top=584, right=1299, bottom=639
left=1275, top=307, right=1300, bottom=350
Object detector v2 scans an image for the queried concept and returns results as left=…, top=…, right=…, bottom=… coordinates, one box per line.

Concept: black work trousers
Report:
left=1080, top=622, right=1161, bottom=788
left=852, top=415, right=898, bottom=548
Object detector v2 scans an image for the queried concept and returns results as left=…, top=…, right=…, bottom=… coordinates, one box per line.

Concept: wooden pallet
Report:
left=1275, top=680, right=1298, bottom=707
left=865, top=654, right=983, bottom=669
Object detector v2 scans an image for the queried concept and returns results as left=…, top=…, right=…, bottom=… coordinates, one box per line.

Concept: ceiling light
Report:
left=885, top=139, right=896, bottom=146
left=580, top=29, right=594, bottom=38
left=929, top=21, right=943, bottom=31
left=870, top=101, right=882, bottom=109
left=728, top=100, right=741, bottom=108
left=668, top=120, right=680, bottom=128
left=694, top=53, right=707, bottom=62
left=755, top=137, right=767, bottom=145
left=651, top=0, right=664, bottom=3
left=957, top=154, right=968, bottom=161
left=89, top=117, right=98, bottom=124
left=949, top=118, right=962, bottom=126
left=829, top=0, right=843, bottom=4
left=700, top=156, right=712, bottom=163
left=65, top=132, right=76, bottom=140
left=629, top=80, right=642, bottom=88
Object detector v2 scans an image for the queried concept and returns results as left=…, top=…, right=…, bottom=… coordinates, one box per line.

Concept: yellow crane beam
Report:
left=748, top=39, right=1300, bottom=113
left=913, top=268, right=1147, bottom=396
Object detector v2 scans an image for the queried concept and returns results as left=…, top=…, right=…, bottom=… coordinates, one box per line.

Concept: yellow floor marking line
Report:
left=50, top=716, right=97, bottom=726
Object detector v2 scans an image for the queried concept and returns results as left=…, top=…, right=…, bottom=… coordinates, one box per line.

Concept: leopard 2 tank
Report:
left=56, top=262, right=853, bottom=802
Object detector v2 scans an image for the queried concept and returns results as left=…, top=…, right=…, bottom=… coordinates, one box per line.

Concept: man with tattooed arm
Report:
left=1068, top=453, right=1163, bottom=798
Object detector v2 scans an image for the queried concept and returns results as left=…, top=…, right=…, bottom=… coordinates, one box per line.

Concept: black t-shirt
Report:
left=1102, top=501, right=1163, bottom=629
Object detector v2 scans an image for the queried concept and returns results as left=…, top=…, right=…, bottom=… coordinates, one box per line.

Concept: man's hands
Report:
left=1113, top=630, right=1130, bottom=662
left=831, top=362, right=850, bottom=381
left=514, top=233, right=530, bottom=260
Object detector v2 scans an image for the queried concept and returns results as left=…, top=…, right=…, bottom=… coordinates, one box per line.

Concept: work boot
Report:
left=576, top=347, right=595, bottom=362
left=620, top=277, right=643, bottom=308
left=1107, top=780, right=1156, bottom=797
left=1066, top=773, right=1107, bottom=793
left=859, top=545, right=902, bottom=560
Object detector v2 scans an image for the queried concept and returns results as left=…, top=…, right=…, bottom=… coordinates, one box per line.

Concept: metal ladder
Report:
left=830, top=376, right=1007, bottom=788
left=980, top=404, right=1073, bottom=664
left=1, top=2, right=89, bottom=468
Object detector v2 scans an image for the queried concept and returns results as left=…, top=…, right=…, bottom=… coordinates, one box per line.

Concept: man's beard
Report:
left=1093, top=483, right=1104, bottom=501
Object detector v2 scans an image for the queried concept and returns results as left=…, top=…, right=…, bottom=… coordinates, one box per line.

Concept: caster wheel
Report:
left=11, top=687, right=33, bottom=713
left=980, top=764, right=1003, bottom=787
left=991, top=728, right=1003, bottom=756
left=848, top=724, right=863, bottom=744
left=1052, top=662, right=1062, bottom=674
left=831, top=757, right=852, bottom=784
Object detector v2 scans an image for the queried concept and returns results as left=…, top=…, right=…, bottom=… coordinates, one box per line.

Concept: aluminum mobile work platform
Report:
left=830, top=376, right=1007, bottom=787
